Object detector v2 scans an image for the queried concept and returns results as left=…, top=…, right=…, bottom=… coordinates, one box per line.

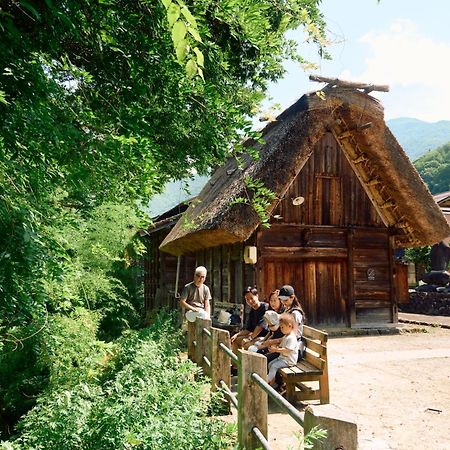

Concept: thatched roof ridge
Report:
left=160, top=87, right=450, bottom=256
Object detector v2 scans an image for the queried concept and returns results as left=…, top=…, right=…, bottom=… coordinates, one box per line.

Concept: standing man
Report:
left=180, top=266, right=212, bottom=318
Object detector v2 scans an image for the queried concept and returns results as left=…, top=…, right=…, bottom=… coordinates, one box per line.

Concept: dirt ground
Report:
left=265, top=325, right=450, bottom=450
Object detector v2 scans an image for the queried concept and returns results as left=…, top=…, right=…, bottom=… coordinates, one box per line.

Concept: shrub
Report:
left=4, top=313, right=236, bottom=450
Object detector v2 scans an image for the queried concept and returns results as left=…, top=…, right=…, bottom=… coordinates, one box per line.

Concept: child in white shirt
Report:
left=267, top=313, right=299, bottom=384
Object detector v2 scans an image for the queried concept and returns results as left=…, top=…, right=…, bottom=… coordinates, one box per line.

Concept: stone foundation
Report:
left=399, top=292, right=450, bottom=316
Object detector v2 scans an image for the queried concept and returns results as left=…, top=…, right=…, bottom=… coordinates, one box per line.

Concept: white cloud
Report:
left=344, top=19, right=450, bottom=121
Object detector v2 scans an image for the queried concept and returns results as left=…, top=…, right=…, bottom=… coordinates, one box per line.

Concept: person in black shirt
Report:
left=231, top=287, right=268, bottom=354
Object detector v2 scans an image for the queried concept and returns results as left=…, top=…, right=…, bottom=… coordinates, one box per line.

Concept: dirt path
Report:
left=265, top=326, right=450, bottom=450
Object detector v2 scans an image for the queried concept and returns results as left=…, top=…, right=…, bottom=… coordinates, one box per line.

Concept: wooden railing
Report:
left=187, top=318, right=305, bottom=450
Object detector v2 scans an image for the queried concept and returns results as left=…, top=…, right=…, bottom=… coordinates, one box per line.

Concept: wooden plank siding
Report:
left=146, top=131, right=398, bottom=327
left=144, top=228, right=196, bottom=310
left=271, top=132, right=384, bottom=227
left=256, top=132, right=394, bottom=327
left=195, top=242, right=250, bottom=307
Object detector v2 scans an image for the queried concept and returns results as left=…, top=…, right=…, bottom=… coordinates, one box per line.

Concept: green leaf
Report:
left=161, top=0, right=172, bottom=8
left=172, top=20, right=187, bottom=45
left=193, top=47, right=204, bottom=68
left=167, top=3, right=180, bottom=27
left=19, top=1, right=41, bottom=20
left=0, top=90, right=9, bottom=105
left=197, top=67, right=204, bottom=81
left=175, top=39, right=187, bottom=63
left=185, top=59, right=197, bottom=79
left=180, top=5, right=197, bottom=28
left=187, top=26, right=202, bottom=43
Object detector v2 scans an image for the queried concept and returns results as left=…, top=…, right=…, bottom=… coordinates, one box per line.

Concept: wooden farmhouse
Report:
left=146, top=79, right=450, bottom=328
left=434, top=191, right=450, bottom=225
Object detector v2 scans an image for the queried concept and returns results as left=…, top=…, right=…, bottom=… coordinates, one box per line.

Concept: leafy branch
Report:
left=231, top=175, right=277, bottom=227
left=160, top=0, right=204, bottom=79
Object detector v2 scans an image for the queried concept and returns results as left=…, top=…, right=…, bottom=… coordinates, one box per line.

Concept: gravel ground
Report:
left=264, top=325, right=450, bottom=450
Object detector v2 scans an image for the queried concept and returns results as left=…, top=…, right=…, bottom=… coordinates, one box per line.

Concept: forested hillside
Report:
left=414, top=142, right=450, bottom=194
left=387, top=117, right=450, bottom=160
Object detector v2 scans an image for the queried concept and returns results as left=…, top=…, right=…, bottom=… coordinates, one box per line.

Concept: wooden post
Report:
left=195, top=317, right=211, bottom=373
left=211, top=328, right=231, bottom=413
left=389, top=234, right=399, bottom=323
left=347, top=229, right=356, bottom=327
left=238, top=350, right=268, bottom=450
left=211, top=328, right=231, bottom=391
left=319, top=334, right=330, bottom=404
left=187, top=320, right=196, bottom=362
left=195, top=318, right=203, bottom=366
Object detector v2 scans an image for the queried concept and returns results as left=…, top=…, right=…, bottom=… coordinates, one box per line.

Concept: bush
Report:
left=3, top=313, right=236, bottom=450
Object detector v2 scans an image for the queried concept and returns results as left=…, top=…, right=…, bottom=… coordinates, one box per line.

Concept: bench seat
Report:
left=277, top=325, right=329, bottom=404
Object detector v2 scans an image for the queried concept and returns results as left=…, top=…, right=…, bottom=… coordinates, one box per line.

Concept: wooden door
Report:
left=259, top=258, right=348, bottom=327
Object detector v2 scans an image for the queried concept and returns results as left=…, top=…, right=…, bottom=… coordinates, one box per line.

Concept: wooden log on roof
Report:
left=309, top=74, right=390, bottom=93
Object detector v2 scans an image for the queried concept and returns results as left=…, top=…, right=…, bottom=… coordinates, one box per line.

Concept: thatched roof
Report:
left=160, top=85, right=450, bottom=256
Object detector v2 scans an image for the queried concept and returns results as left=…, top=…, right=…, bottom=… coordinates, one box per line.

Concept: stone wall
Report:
left=399, top=292, right=450, bottom=316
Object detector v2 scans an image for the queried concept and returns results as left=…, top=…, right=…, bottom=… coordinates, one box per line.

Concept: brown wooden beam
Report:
left=309, top=74, right=390, bottom=92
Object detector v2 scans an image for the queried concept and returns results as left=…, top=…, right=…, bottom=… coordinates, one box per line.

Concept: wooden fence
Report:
left=187, top=318, right=305, bottom=450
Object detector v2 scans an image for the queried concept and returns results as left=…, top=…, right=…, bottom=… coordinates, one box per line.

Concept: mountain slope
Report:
left=413, top=142, right=450, bottom=194
left=387, top=117, right=450, bottom=160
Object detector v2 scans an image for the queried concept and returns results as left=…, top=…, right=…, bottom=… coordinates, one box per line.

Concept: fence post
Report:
left=195, top=317, right=211, bottom=372
left=238, top=350, right=268, bottom=450
left=211, top=328, right=231, bottom=412
left=187, top=320, right=196, bottom=362
left=211, top=328, right=231, bottom=391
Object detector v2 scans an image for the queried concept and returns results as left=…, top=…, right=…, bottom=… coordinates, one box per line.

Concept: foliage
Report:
left=0, top=308, right=111, bottom=435
left=405, top=246, right=431, bottom=272
left=230, top=175, right=277, bottom=227
left=0, top=0, right=328, bottom=439
left=1, top=313, right=236, bottom=450
left=414, top=142, right=450, bottom=194
left=0, top=204, right=143, bottom=436
left=302, top=425, right=327, bottom=449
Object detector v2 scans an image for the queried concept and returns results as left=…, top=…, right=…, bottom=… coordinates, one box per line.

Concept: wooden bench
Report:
left=278, top=325, right=329, bottom=404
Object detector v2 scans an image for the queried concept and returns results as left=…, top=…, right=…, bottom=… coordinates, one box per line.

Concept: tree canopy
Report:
left=414, top=142, right=450, bottom=194
left=0, top=0, right=328, bottom=438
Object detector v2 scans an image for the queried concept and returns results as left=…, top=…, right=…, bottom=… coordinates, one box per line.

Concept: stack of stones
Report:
left=399, top=292, right=450, bottom=316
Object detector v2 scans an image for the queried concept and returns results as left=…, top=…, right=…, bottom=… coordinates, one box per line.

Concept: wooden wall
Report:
left=144, top=228, right=196, bottom=311
left=195, top=242, right=255, bottom=309
left=256, top=132, right=396, bottom=327
left=272, top=132, right=384, bottom=227
left=145, top=132, right=400, bottom=327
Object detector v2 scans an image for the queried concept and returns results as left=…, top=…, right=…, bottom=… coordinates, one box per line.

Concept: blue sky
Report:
left=266, top=0, right=450, bottom=122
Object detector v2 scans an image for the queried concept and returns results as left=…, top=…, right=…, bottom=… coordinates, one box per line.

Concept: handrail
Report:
left=252, top=427, right=271, bottom=450
left=219, top=380, right=238, bottom=408
left=251, top=373, right=304, bottom=427
left=219, top=342, right=238, bottom=363
left=187, top=318, right=308, bottom=450
left=203, top=327, right=211, bottom=338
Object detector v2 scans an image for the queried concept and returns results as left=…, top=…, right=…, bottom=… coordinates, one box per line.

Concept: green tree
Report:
left=0, top=0, right=328, bottom=436
left=414, top=142, right=450, bottom=194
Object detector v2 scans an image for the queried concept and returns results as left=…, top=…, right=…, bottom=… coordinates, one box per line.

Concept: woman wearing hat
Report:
left=276, top=285, right=306, bottom=361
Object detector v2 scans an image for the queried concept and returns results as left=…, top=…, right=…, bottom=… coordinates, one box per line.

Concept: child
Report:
left=267, top=313, right=299, bottom=385
left=250, top=310, right=284, bottom=363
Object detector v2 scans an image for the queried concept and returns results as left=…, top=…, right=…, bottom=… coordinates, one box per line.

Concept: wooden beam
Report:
left=309, top=74, right=389, bottom=92
left=238, top=351, right=268, bottom=449
left=353, top=155, right=368, bottom=164
left=381, top=200, right=396, bottom=209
